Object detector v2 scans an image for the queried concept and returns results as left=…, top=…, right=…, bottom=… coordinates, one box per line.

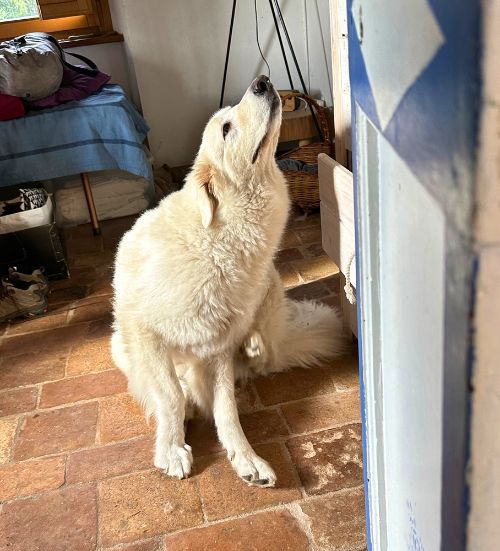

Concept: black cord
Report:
left=268, top=0, right=293, bottom=89
left=254, top=0, right=271, bottom=78
left=272, top=0, right=323, bottom=141
left=219, top=0, right=238, bottom=108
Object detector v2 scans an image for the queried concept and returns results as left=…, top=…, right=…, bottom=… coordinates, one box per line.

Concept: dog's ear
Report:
left=192, top=161, right=217, bottom=228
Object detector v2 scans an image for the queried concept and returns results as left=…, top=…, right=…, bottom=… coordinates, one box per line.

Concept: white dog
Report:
left=111, top=76, right=344, bottom=487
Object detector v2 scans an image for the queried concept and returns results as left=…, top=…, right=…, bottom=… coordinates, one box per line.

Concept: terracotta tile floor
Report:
left=0, top=213, right=366, bottom=551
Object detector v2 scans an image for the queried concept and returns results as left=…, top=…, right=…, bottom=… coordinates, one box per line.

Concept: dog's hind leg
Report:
left=212, top=351, right=277, bottom=487
left=241, top=266, right=345, bottom=377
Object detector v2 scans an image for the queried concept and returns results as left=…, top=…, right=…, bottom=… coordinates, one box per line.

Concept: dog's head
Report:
left=190, top=76, right=282, bottom=227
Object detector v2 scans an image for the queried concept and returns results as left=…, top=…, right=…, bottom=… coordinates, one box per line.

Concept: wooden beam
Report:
left=329, top=0, right=352, bottom=169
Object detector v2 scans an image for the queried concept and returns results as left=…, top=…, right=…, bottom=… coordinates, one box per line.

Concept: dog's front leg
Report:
left=147, top=344, right=192, bottom=479
left=212, top=352, right=277, bottom=487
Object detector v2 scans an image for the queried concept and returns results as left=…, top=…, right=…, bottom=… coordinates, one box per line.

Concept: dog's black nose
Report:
left=252, top=75, right=270, bottom=95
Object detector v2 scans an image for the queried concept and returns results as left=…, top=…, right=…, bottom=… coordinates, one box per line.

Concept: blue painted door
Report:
left=347, top=1, right=480, bottom=549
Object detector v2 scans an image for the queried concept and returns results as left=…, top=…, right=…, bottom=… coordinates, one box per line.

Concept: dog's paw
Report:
left=230, top=450, right=277, bottom=488
left=154, top=443, right=193, bottom=479
left=243, top=332, right=264, bottom=358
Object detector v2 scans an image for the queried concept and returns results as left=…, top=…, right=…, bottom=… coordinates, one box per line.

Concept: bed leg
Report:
left=80, top=172, right=101, bottom=235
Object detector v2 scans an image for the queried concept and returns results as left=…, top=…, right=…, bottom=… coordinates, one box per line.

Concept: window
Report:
left=0, top=0, right=121, bottom=48
left=0, top=0, right=40, bottom=23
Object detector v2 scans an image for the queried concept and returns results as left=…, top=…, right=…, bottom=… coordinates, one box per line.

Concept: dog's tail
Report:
left=272, top=299, right=346, bottom=372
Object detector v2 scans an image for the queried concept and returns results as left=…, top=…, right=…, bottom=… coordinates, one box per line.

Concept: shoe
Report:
left=6, top=267, right=49, bottom=296
left=0, top=282, right=47, bottom=323
left=0, top=188, right=46, bottom=217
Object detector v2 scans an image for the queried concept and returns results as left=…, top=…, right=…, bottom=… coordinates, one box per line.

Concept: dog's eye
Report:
left=222, top=122, right=231, bottom=139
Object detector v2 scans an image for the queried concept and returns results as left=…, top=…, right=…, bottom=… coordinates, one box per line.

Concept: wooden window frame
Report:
left=0, top=0, right=122, bottom=48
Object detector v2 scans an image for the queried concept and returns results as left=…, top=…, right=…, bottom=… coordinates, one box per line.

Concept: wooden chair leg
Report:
left=80, top=172, right=101, bottom=235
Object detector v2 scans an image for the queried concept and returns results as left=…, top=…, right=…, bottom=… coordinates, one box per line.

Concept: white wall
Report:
left=65, top=42, right=140, bottom=107
left=109, top=0, right=332, bottom=167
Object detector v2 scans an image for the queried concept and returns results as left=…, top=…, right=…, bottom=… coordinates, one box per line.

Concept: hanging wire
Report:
left=254, top=0, right=271, bottom=78
left=219, top=0, right=238, bottom=108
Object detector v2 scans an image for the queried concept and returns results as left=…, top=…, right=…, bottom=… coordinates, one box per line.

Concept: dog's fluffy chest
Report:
left=165, top=193, right=285, bottom=354
left=118, top=175, right=289, bottom=356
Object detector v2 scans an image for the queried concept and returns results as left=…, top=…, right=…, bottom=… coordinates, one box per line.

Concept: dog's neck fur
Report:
left=181, top=157, right=288, bottom=291
left=212, top=162, right=288, bottom=248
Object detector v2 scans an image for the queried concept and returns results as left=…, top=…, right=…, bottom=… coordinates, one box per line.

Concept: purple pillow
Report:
left=29, top=65, right=110, bottom=109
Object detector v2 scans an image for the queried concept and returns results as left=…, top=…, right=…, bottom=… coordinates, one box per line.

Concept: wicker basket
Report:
left=278, top=93, right=333, bottom=210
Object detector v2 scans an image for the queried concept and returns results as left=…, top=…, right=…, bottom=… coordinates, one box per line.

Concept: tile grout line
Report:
left=1, top=477, right=101, bottom=506
left=279, top=438, right=308, bottom=501
left=161, top=484, right=366, bottom=541
left=165, top=500, right=297, bottom=538
left=0, top=365, right=116, bottom=395
left=0, top=309, right=111, bottom=339
left=0, top=436, right=157, bottom=490
left=159, top=420, right=364, bottom=463
left=0, top=383, right=40, bottom=396
left=95, top=479, right=102, bottom=550
left=38, top=374, right=126, bottom=410
left=273, top=404, right=292, bottom=435
left=63, top=307, right=70, bottom=327
left=95, top=397, right=103, bottom=446
left=62, top=453, right=69, bottom=488
left=0, top=461, right=364, bottom=508
left=1, top=447, right=365, bottom=523
left=98, top=535, right=162, bottom=551
left=0, top=384, right=125, bottom=422
left=1, top=374, right=357, bottom=420
left=8, top=415, right=23, bottom=464
left=287, top=502, right=318, bottom=551
left=0, top=385, right=359, bottom=427
left=247, top=380, right=265, bottom=411
left=64, top=345, right=72, bottom=378
left=273, top=407, right=309, bottom=500
left=1, top=410, right=361, bottom=467
left=194, top=477, right=209, bottom=525
left=256, top=386, right=358, bottom=409
left=34, top=383, right=42, bottom=410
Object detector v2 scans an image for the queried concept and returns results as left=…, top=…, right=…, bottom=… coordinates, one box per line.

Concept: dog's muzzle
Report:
left=250, top=75, right=281, bottom=164
left=251, top=75, right=280, bottom=113
left=252, top=75, right=271, bottom=95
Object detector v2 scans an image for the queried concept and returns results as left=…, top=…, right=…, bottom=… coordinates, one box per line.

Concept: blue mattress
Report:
left=0, top=85, right=153, bottom=187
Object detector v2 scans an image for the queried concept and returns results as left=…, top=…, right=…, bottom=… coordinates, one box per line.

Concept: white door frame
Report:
left=355, top=108, right=387, bottom=550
